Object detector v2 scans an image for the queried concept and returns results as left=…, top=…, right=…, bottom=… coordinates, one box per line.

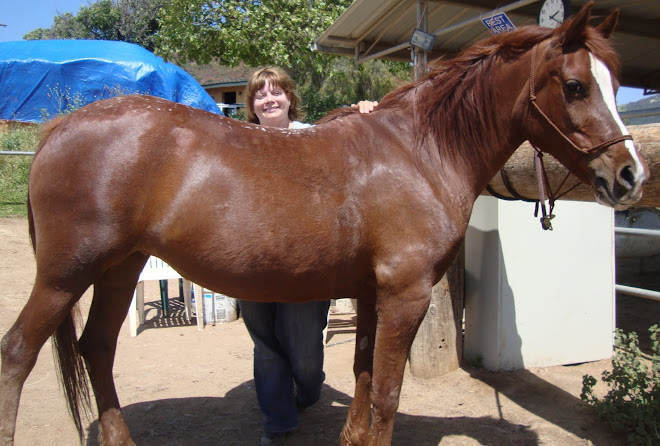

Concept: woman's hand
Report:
left=351, top=101, right=378, bottom=114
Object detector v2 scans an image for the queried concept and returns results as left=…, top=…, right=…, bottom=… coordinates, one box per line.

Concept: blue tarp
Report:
left=0, top=40, right=222, bottom=122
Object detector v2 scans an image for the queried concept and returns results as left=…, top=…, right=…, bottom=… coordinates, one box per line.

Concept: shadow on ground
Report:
left=85, top=381, right=542, bottom=446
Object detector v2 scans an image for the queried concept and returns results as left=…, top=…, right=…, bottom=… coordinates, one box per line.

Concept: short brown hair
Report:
left=245, top=67, right=302, bottom=124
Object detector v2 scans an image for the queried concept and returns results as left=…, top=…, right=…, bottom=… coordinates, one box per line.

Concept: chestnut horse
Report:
left=0, top=4, right=648, bottom=445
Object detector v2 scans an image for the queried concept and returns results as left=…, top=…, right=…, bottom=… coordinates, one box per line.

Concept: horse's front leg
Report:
left=366, top=282, right=431, bottom=445
left=341, top=296, right=377, bottom=446
left=78, top=255, right=146, bottom=446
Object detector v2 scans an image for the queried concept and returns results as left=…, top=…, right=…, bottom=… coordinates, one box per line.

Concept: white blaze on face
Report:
left=589, top=54, right=645, bottom=179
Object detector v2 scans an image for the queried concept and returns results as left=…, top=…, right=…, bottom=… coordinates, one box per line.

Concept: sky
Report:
left=0, top=0, right=650, bottom=105
left=1, top=0, right=90, bottom=41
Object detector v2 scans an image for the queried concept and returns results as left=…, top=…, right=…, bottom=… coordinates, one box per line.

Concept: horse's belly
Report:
left=175, top=255, right=364, bottom=303
left=152, top=193, right=367, bottom=301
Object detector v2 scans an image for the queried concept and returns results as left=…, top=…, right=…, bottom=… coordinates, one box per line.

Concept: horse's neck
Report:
left=415, top=54, right=530, bottom=203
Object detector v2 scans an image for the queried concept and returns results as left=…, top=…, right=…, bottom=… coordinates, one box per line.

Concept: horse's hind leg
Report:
left=341, top=296, right=377, bottom=446
left=78, top=253, right=147, bottom=446
left=0, top=279, right=89, bottom=445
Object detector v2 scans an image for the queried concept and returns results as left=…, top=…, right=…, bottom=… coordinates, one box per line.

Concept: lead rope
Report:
left=532, top=146, right=585, bottom=230
left=533, top=149, right=553, bottom=230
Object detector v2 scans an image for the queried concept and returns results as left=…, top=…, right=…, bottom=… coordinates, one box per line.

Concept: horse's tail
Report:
left=29, top=116, right=92, bottom=442
left=51, top=308, right=92, bottom=442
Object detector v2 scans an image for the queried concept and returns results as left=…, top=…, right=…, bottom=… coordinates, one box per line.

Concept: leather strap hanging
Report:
left=531, top=148, right=581, bottom=230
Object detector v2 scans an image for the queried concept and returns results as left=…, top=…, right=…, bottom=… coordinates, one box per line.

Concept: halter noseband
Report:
left=525, top=45, right=633, bottom=230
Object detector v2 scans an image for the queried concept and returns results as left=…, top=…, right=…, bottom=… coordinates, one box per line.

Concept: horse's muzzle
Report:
left=594, top=160, right=648, bottom=209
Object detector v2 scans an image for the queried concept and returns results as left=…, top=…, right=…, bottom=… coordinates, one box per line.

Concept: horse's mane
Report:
left=319, top=18, right=620, bottom=170
left=381, top=26, right=556, bottom=168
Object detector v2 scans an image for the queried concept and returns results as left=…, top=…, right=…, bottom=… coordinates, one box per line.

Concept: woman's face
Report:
left=252, top=80, right=291, bottom=128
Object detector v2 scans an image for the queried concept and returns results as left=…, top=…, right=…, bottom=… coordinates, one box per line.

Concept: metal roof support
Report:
left=355, top=0, right=540, bottom=65
left=429, top=0, right=539, bottom=39
left=358, top=1, right=411, bottom=63
left=356, top=0, right=409, bottom=44
left=413, top=0, right=430, bottom=80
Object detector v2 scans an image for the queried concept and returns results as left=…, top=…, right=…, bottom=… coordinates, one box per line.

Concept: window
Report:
left=223, top=91, right=237, bottom=104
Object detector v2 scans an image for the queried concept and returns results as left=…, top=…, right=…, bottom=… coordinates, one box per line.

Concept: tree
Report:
left=24, top=0, right=411, bottom=120
left=157, top=0, right=411, bottom=120
left=24, top=13, right=86, bottom=40
left=157, top=0, right=350, bottom=68
left=23, top=0, right=163, bottom=52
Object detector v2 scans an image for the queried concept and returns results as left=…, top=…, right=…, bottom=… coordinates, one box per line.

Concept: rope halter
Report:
left=526, top=44, right=633, bottom=230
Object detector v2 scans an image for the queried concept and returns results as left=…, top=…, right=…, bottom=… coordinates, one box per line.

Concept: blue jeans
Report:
left=238, top=300, right=331, bottom=434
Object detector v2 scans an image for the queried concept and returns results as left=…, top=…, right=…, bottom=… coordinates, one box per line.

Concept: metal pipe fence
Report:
left=615, top=226, right=660, bottom=302
left=0, top=151, right=35, bottom=156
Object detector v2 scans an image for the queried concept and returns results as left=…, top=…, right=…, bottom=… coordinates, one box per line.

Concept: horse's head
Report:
left=525, top=2, right=648, bottom=209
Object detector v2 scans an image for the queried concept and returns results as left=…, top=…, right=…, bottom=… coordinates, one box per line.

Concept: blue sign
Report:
left=482, top=13, right=516, bottom=34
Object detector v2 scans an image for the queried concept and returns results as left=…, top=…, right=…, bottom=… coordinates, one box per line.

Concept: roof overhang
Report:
left=313, top=0, right=660, bottom=93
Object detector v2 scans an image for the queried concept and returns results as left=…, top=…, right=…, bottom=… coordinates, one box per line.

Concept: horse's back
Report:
left=28, top=95, right=448, bottom=300
left=28, top=96, right=373, bottom=296
left=28, top=96, right=230, bottom=267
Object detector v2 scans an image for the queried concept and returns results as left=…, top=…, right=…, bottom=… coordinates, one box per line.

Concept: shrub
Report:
left=581, top=325, right=660, bottom=445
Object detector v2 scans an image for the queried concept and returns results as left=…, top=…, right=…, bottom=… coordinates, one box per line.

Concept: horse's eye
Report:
left=565, top=79, right=585, bottom=96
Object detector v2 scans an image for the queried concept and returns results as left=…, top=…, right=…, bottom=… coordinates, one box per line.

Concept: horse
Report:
left=0, top=3, right=648, bottom=445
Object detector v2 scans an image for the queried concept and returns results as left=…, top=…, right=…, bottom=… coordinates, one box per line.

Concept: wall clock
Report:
left=538, top=0, right=572, bottom=29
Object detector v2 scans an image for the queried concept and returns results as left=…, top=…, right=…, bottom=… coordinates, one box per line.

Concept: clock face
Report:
left=539, top=0, right=565, bottom=29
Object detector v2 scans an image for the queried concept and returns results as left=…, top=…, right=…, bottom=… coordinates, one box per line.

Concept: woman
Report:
left=239, top=67, right=376, bottom=446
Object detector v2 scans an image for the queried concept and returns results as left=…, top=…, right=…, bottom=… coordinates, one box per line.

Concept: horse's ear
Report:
left=559, top=1, right=594, bottom=44
left=595, top=9, right=619, bottom=39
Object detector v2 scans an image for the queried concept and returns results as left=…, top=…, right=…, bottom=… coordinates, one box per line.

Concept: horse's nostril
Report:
left=619, top=165, right=636, bottom=189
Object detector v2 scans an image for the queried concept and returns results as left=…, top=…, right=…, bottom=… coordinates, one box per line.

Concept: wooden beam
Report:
left=483, top=124, right=660, bottom=207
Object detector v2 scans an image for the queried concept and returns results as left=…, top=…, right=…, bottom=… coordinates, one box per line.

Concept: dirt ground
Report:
left=0, top=217, right=640, bottom=445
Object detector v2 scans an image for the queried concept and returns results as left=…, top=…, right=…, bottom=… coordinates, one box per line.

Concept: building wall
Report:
left=464, top=196, right=615, bottom=371
left=205, top=85, right=246, bottom=116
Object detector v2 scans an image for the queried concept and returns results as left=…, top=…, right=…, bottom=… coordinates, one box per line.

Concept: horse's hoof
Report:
left=340, top=430, right=362, bottom=446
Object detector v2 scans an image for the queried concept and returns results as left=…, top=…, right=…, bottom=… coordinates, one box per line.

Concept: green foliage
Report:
left=300, top=58, right=409, bottom=121
left=581, top=325, right=660, bottom=445
left=157, top=0, right=411, bottom=120
left=157, top=0, right=351, bottom=67
left=0, top=127, right=40, bottom=217
left=26, top=0, right=413, bottom=120
left=38, top=85, right=87, bottom=121
left=318, top=58, right=410, bottom=105
left=24, top=0, right=163, bottom=51
left=229, top=110, right=246, bottom=121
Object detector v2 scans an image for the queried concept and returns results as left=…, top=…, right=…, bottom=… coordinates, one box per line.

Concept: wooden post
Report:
left=409, top=245, right=464, bottom=378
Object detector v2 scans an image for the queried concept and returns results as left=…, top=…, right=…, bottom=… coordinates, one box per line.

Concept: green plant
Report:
left=39, top=84, right=88, bottom=120
left=228, top=110, right=246, bottom=122
left=0, top=126, right=40, bottom=217
left=581, top=325, right=660, bottom=445
left=39, top=84, right=145, bottom=121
